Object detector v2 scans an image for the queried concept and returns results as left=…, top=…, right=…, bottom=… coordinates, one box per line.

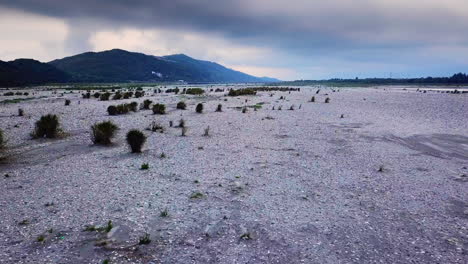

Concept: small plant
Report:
left=107, top=105, right=118, bottom=115
left=176, top=101, right=187, bottom=110
left=289, top=105, right=294, bottom=110
left=149, top=121, right=164, bottom=133
left=160, top=208, right=169, bottom=217
left=242, top=107, right=247, bottom=113
left=65, top=99, right=71, bottom=106
left=37, top=235, right=46, bottom=242
left=216, top=104, right=222, bottom=112
left=32, top=114, right=60, bottom=138
left=278, top=106, right=282, bottom=110
left=143, top=99, right=152, bottom=110
left=139, top=233, right=151, bottom=245
left=159, top=152, right=166, bottom=159
left=181, top=126, right=188, bottom=137
left=18, top=108, right=24, bottom=116
left=196, top=103, right=203, bottom=113
left=325, top=97, right=330, bottom=103
left=340, top=114, right=344, bottom=118
left=91, top=121, right=119, bottom=145
left=310, top=96, right=315, bottom=102
left=141, top=163, right=149, bottom=170
left=152, top=104, right=166, bottom=115
left=126, top=130, right=146, bottom=153
left=203, top=126, right=210, bottom=137
left=104, top=220, right=113, bottom=233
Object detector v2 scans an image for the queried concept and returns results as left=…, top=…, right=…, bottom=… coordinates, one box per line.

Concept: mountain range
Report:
left=0, top=49, right=279, bottom=87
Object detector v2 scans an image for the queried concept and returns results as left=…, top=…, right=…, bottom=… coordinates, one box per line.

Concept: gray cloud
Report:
left=1, top=0, right=467, bottom=79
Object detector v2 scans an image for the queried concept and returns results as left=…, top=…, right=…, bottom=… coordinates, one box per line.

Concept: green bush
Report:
left=107, top=105, right=118, bottom=115
left=126, top=130, right=146, bottom=153
left=33, top=114, right=60, bottom=138
left=129, top=102, right=138, bottom=112
left=186, top=88, right=204, bottom=95
left=91, top=121, right=119, bottom=145
left=228, top=89, right=257, bottom=96
left=176, top=101, right=187, bottom=110
left=143, top=99, right=153, bottom=110
left=82, top=92, right=91, bottom=99
left=100, top=92, right=111, bottom=101
left=152, top=104, right=166, bottom=115
left=135, top=91, right=145, bottom=98
left=116, top=104, right=130, bottom=114
left=112, top=93, right=122, bottom=100
left=196, top=103, right=203, bottom=113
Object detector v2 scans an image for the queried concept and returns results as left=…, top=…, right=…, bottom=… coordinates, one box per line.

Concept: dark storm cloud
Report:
left=1, top=0, right=468, bottom=79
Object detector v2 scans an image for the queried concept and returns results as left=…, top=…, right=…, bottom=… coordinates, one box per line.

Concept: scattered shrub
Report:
left=3, top=92, right=14, bottom=96
left=139, top=233, right=151, bottom=245
left=185, top=88, right=204, bottom=95
left=242, top=107, right=247, bottom=113
left=135, top=91, right=145, bottom=98
left=91, top=121, right=119, bottom=145
left=310, top=96, right=315, bottom=102
left=32, top=114, right=60, bottom=138
left=112, top=93, right=122, bottom=100
left=107, top=105, right=118, bottom=115
left=340, top=114, right=344, bottom=118
left=65, top=99, right=71, bottom=106
left=116, top=104, right=130, bottom=114
left=289, top=105, right=294, bottom=110
left=82, top=92, right=91, bottom=99
left=169, top=120, right=173, bottom=127
left=129, top=102, right=138, bottom=112
left=126, top=130, right=146, bottom=153
left=325, top=97, right=330, bottom=103
left=100, top=92, right=111, bottom=101
left=140, top=163, right=149, bottom=170
left=176, top=101, right=187, bottom=110
left=93, top=92, right=101, bottom=98
left=152, top=104, right=166, bottom=115
left=196, top=103, right=203, bottom=113
left=143, top=99, right=153, bottom=110
left=216, top=104, right=222, bottom=112
left=18, top=108, right=24, bottom=116
left=149, top=121, right=164, bottom=133
left=228, top=89, right=256, bottom=96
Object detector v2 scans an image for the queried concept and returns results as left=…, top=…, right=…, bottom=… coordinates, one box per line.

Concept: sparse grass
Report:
left=177, top=101, right=187, bottom=110
left=159, top=152, right=166, bottom=159
left=148, top=121, right=164, bottom=133
left=141, top=163, right=149, bottom=170
left=126, top=130, right=146, bottom=153
left=138, top=233, right=151, bottom=245
left=32, top=114, right=61, bottom=139
left=104, top=220, right=113, bottom=233
left=152, top=104, right=166, bottom=115
left=196, top=103, right=203, bottom=113
left=37, top=235, right=46, bottom=242
left=91, top=121, right=119, bottom=145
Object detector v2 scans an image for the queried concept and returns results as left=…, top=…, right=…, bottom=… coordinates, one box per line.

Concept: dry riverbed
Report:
left=0, top=85, right=467, bottom=263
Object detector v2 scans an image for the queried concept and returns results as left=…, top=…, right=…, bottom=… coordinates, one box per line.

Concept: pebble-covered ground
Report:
left=0, top=85, right=467, bottom=264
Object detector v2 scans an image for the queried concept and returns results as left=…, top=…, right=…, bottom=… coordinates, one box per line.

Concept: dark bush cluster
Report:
left=126, top=130, right=146, bottom=153
left=100, top=92, right=111, bottom=101
left=152, top=104, right=166, bottom=114
left=176, top=101, right=187, bottom=110
left=196, top=103, right=203, bottom=113
left=107, top=102, right=138, bottom=115
left=228, top=88, right=257, bottom=96
left=91, top=121, right=119, bottom=145
left=186, top=88, right=205, bottom=95
left=82, top=92, right=91, bottom=99
left=135, top=91, right=145, bottom=98
left=32, top=114, right=61, bottom=138
left=65, top=99, right=71, bottom=106
left=143, top=99, right=153, bottom=110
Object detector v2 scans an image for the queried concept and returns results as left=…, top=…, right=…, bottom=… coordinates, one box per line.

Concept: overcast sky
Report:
left=1, top=0, right=467, bottom=80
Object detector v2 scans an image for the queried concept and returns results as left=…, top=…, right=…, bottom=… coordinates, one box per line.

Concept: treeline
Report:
left=278, top=73, right=468, bottom=86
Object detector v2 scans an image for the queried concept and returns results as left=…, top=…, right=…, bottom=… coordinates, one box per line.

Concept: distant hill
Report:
left=0, top=49, right=279, bottom=87
left=0, top=59, right=70, bottom=87
left=48, top=49, right=274, bottom=83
